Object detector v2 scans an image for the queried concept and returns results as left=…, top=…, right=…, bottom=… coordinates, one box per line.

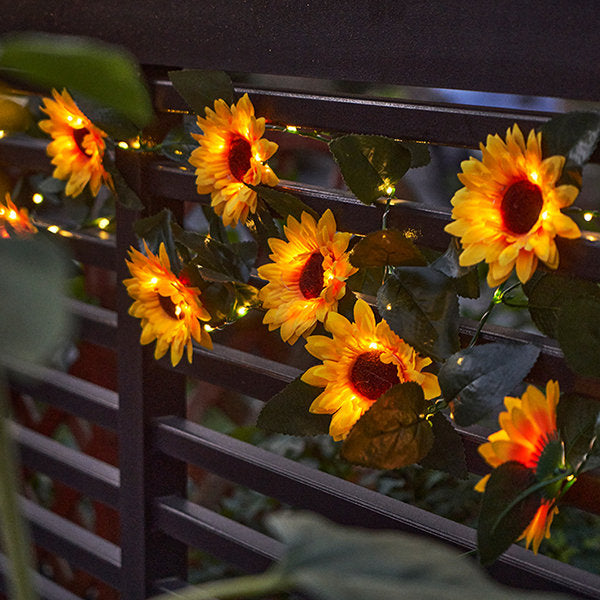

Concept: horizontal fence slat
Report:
left=67, top=298, right=117, bottom=349
left=154, top=416, right=600, bottom=598
left=12, top=421, right=120, bottom=508
left=154, top=495, right=282, bottom=574
left=4, top=357, right=119, bottom=431
left=21, top=496, right=121, bottom=589
left=0, top=551, right=82, bottom=600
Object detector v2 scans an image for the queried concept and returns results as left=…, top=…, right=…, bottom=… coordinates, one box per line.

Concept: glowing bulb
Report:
left=567, top=474, right=575, bottom=481
left=368, top=342, right=379, bottom=350
left=66, top=115, right=73, bottom=122
left=457, top=357, right=464, bottom=366
left=0, top=130, right=6, bottom=139
left=386, top=303, right=392, bottom=311
left=385, top=185, right=395, bottom=196
left=174, top=305, right=182, bottom=317
left=47, top=225, right=59, bottom=234
left=32, top=193, right=44, bottom=204
left=149, top=277, right=158, bottom=285
left=204, top=324, right=214, bottom=332
left=131, top=139, right=141, bottom=149
left=529, top=171, right=539, bottom=182
left=541, top=211, right=549, bottom=220
left=254, top=153, right=262, bottom=161
left=73, top=118, right=84, bottom=127
left=118, top=141, right=129, bottom=149
left=237, top=306, right=249, bottom=317
left=97, top=218, right=110, bottom=230
left=286, top=125, right=298, bottom=133
left=59, top=229, right=73, bottom=238
left=584, top=212, right=594, bottom=222
left=8, top=210, right=17, bottom=221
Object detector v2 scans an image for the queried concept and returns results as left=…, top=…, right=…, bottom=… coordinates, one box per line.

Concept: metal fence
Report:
left=1, top=3, right=600, bottom=599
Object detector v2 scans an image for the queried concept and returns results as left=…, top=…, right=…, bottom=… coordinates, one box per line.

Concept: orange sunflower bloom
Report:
left=124, top=242, right=212, bottom=366
left=475, top=380, right=562, bottom=553
left=444, top=124, right=580, bottom=287
left=301, top=298, right=440, bottom=441
left=257, top=209, right=357, bottom=344
left=189, top=93, right=278, bottom=227
left=39, top=89, right=112, bottom=198
left=0, top=194, right=37, bottom=238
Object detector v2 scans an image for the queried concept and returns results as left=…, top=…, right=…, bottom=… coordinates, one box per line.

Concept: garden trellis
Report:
left=1, top=2, right=600, bottom=599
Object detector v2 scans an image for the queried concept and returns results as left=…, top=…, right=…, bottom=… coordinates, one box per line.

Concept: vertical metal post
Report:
left=116, top=152, right=188, bottom=598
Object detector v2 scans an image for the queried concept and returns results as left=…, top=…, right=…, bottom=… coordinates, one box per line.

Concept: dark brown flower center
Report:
left=228, top=135, right=253, bottom=181
left=349, top=350, right=400, bottom=401
left=72, top=127, right=92, bottom=156
left=501, top=179, right=544, bottom=235
left=298, top=252, right=325, bottom=299
left=158, top=294, right=183, bottom=320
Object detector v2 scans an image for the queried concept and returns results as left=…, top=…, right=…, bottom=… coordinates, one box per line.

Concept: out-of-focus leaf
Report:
left=438, top=342, right=540, bottom=426
left=0, top=98, right=30, bottom=132
left=257, top=377, right=331, bottom=436
left=350, top=229, right=427, bottom=268
left=329, top=135, right=411, bottom=205
left=341, top=382, right=433, bottom=469
left=0, top=32, right=153, bottom=128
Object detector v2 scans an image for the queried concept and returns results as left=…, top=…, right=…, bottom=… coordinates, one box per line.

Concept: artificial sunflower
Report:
left=124, top=242, right=212, bottom=366
left=39, top=89, right=112, bottom=198
left=301, top=298, right=440, bottom=441
left=189, top=93, right=278, bottom=227
left=257, top=209, right=357, bottom=345
left=444, top=124, right=580, bottom=287
left=475, top=380, right=563, bottom=553
left=0, top=194, right=37, bottom=238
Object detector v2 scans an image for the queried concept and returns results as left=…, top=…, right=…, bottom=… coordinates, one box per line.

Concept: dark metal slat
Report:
left=4, top=357, right=119, bottom=431
left=21, top=496, right=121, bottom=588
left=0, top=552, right=82, bottom=600
left=153, top=415, right=600, bottom=599
left=66, top=299, right=117, bottom=349
left=154, top=495, right=283, bottom=574
left=12, top=421, right=120, bottom=508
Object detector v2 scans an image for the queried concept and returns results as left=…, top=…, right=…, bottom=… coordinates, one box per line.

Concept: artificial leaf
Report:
left=0, top=236, right=71, bottom=365
left=557, top=393, right=600, bottom=473
left=431, top=237, right=480, bottom=299
left=535, top=439, right=564, bottom=482
left=438, top=342, right=540, bottom=426
left=35, top=175, right=65, bottom=195
left=168, top=69, right=233, bottom=115
left=328, top=135, right=411, bottom=205
left=69, top=90, right=139, bottom=140
left=246, top=200, right=283, bottom=244
left=158, top=118, right=200, bottom=164
left=523, top=272, right=600, bottom=338
left=557, top=295, right=600, bottom=378
left=341, top=382, right=433, bottom=469
left=349, top=229, right=427, bottom=268
left=346, top=266, right=385, bottom=299
left=257, top=377, right=331, bottom=436
left=0, top=98, right=30, bottom=132
left=377, top=266, right=459, bottom=362
left=0, top=32, right=153, bottom=128
left=402, top=141, right=431, bottom=168
left=248, top=184, right=318, bottom=222
left=478, top=461, right=541, bottom=566
left=134, top=208, right=181, bottom=273
left=105, top=161, right=144, bottom=211
left=266, top=512, right=565, bottom=600
left=540, top=111, right=600, bottom=188
left=419, top=412, right=468, bottom=479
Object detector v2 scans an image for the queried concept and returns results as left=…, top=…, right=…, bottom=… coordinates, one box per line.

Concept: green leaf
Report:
left=346, top=266, right=385, bottom=299
left=419, top=412, right=468, bottom=479
left=557, top=295, right=600, bottom=378
left=431, top=237, right=480, bottom=299
left=195, top=280, right=258, bottom=328
left=168, top=69, right=233, bottom=115
left=523, top=272, right=600, bottom=338
left=477, top=461, right=541, bottom=566
left=438, top=342, right=540, bottom=426
left=105, top=161, right=144, bottom=211
left=328, top=135, right=411, bottom=205
left=540, top=111, right=600, bottom=188
left=0, top=98, right=31, bottom=132
left=173, top=223, right=256, bottom=283
left=557, top=393, right=600, bottom=473
left=402, top=141, right=431, bottom=168
left=247, top=184, right=318, bottom=222
left=0, top=32, right=153, bottom=128
left=69, top=90, right=139, bottom=140
left=159, top=117, right=200, bottom=164
left=0, top=236, right=71, bottom=364
left=535, top=439, right=564, bottom=482
left=246, top=200, right=284, bottom=244
left=267, top=511, right=564, bottom=600
left=257, top=377, right=331, bottom=436
left=341, top=382, right=433, bottom=469
left=349, top=229, right=427, bottom=268
left=377, top=266, right=460, bottom=362
left=134, top=208, right=181, bottom=273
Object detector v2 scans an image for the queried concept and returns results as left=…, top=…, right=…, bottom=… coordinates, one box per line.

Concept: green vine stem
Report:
left=267, top=123, right=332, bottom=143
left=0, top=369, right=37, bottom=600
left=151, top=570, right=289, bottom=600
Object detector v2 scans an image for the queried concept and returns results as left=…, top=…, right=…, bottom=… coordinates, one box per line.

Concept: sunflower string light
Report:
left=39, top=89, right=113, bottom=198
left=0, top=194, right=37, bottom=238
left=257, top=209, right=357, bottom=344
left=444, top=124, right=581, bottom=287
